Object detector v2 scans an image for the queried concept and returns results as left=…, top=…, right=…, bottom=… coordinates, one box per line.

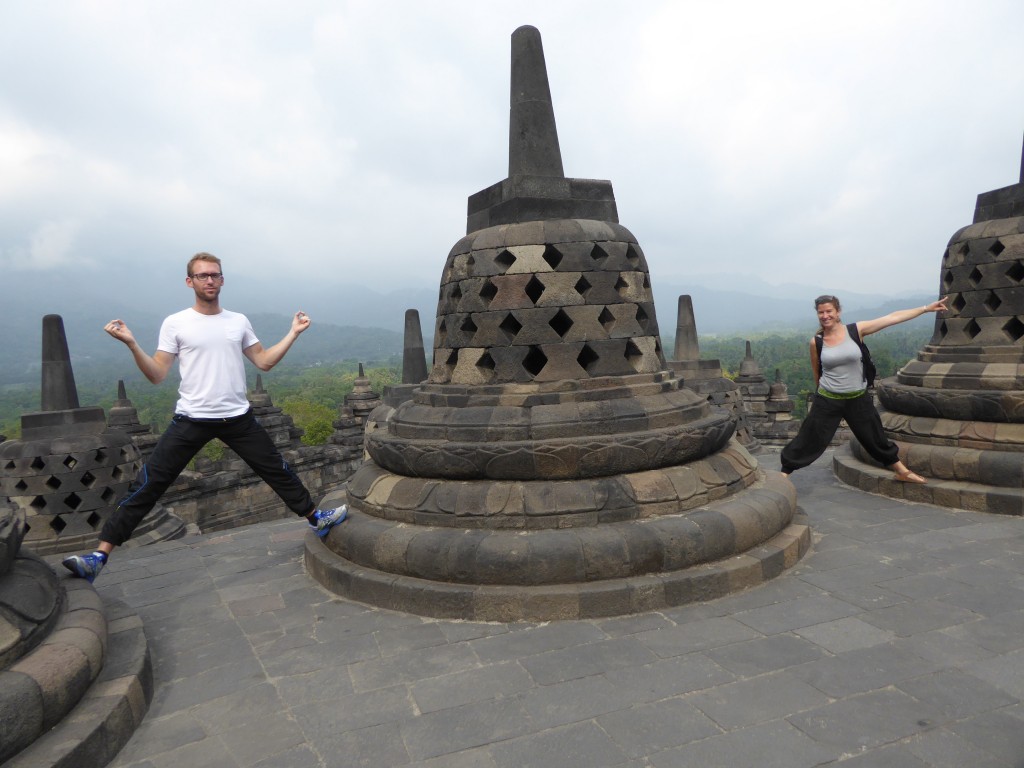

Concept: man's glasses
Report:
left=190, top=272, right=223, bottom=282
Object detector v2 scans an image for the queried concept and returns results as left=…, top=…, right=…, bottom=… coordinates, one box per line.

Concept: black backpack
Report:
left=815, top=323, right=877, bottom=388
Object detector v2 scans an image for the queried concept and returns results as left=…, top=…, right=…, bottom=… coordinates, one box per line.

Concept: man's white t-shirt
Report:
left=157, top=308, right=259, bottom=418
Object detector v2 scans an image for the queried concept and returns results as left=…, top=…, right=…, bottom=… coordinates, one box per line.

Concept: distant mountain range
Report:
left=1, top=269, right=936, bottom=388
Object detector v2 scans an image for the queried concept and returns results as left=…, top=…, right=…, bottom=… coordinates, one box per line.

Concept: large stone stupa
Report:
left=306, top=26, right=807, bottom=620
left=835, top=135, right=1024, bottom=514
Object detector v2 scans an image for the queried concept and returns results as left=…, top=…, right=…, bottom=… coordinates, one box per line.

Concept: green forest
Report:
left=0, top=326, right=934, bottom=444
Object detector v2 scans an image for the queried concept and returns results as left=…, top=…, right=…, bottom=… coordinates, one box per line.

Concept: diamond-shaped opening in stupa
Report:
left=542, top=245, right=563, bottom=270
left=480, top=279, right=498, bottom=305
left=1003, top=316, right=1024, bottom=341
left=952, top=294, right=967, bottom=313
left=101, top=487, right=115, bottom=502
left=45, top=476, right=61, bottom=490
left=499, top=313, right=523, bottom=340
left=625, top=339, right=644, bottom=372
left=64, top=492, right=83, bottom=510
left=965, top=319, right=982, bottom=339
left=626, top=244, right=641, bottom=267
left=461, top=317, right=478, bottom=336
left=49, top=514, right=67, bottom=533
left=87, top=511, right=103, bottom=529
left=984, top=291, right=1002, bottom=313
left=525, top=276, right=545, bottom=305
left=574, top=276, right=592, bottom=298
left=549, top=309, right=574, bottom=338
left=31, top=456, right=46, bottom=470
left=635, top=305, right=649, bottom=330
left=577, top=344, right=599, bottom=373
left=942, top=270, right=954, bottom=290
left=968, top=267, right=983, bottom=286
left=990, top=240, right=1006, bottom=257
left=495, top=250, right=516, bottom=272
left=477, top=351, right=496, bottom=371
left=522, top=346, right=547, bottom=376
left=598, top=307, right=615, bottom=332
left=590, top=244, right=609, bottom=265
left=63, top=455, right=78, bottom=469
left=30, top=495, right=46, bottom=510
left=1006, top=262, right=1024, bottom=283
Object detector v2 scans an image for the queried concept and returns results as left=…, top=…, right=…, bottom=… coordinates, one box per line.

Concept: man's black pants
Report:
left=101, top=409, right=314, bottom=546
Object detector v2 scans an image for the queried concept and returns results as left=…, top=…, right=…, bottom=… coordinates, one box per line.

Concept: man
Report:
left=62, top=252, right=347, bottom=583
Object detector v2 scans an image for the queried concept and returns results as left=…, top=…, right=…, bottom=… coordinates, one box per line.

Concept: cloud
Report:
left=0, top=0, right=1022, bottom=308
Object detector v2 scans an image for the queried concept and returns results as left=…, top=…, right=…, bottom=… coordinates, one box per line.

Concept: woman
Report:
left=780, top=294, right=948, bottom=480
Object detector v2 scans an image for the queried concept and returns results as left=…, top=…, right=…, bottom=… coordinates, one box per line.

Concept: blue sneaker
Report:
left=309, top=505, right=348, bottom=538
left=62, top=552, right=107, bottom=583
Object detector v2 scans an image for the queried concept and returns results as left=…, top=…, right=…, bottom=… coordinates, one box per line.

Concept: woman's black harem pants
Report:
left=100, top=409, right=315, bottom=546
left=780, top=391, right=900, bottom=475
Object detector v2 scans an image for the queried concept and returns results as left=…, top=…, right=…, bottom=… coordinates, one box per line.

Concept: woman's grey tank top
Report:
left=818, top=331, right=866, bottom=393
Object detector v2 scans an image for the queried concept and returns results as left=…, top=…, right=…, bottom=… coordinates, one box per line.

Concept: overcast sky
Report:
left=3, top=0, right=1024, bottom=314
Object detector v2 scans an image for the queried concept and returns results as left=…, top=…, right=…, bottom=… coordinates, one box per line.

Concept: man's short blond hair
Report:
left=187, top=252, right=222, bottom=276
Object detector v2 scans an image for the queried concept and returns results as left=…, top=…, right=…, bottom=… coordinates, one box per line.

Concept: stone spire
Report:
left=402, top=309, right=428, bottom=384
left=40, top=314, right=80, bottom=411
left=508, top=25, right=563, bottom=178
left=465, top=26, right=617, bottom=233
left=668, top=296, right=760, bottom=452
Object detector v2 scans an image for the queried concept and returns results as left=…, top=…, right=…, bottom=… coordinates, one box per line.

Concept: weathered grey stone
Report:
left=307, top=25, right=801, bottom=620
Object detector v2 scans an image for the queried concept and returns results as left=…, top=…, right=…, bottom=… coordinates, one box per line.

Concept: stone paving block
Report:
left=297, top=684, right=416, bottom=738
left=702, top=633, right=830, bottom=676
left=942, top=607, right=1024, bottom=654
left=126, top=736, right=238, bottom=768
left=732, top=594, right=861, bottom=635
left=374, top=621, right=449, bottom=658
left=108, top=709, right=206, bottom=765
left=829, top=745, right=932, bottom=767
left=594, top=610, right=674, bottom=637
left=945, top=709, right=1024, bottom=766
left=411, top=660, right=533, bottom=714
left=647, top=719, right=838, bottom=768
left=791, top=642, right=938, bottom=697
left=860, top=597, right=979, bottom=636
left=400, top=697, right=533, bottom=761
left=491, top=721, right=629, bottom=768
left=261, top=635, right=379, bottom=679
left=349, top=642, right=481, bottom=692
left=691, top=672, right=832, bottom=731
left=963, top=647, right=1024, bottom=699
left=903, top=726, right=1012, bottom=768
left=602, top=653, right=735, bottom=703
left=897, top=668, right=1018, bottom=720
left=788, top=688, right=944, bottom=751
left=217, top=713, right=307, bottom=766
left=309, top=721, right=410, bottom=768
left=519, top=635, right=657, bottom=684
left=147, top=657, right=266, bottom=717
left=633, top=616, right=762, bottom=658
left=596, top=697, right=722, bottom=758
left=410, top=746, right=499, bottom=768
left=792, top=616, right=897, bottom=653
left=250, top=744, right=323, bottom=768
left=470, top=620, right=606, bottom=663
left=511, top=673, right=633, bottom=729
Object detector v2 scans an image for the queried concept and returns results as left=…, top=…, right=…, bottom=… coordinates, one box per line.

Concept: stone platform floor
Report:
left=76, top=456, right=1024, bottom=768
